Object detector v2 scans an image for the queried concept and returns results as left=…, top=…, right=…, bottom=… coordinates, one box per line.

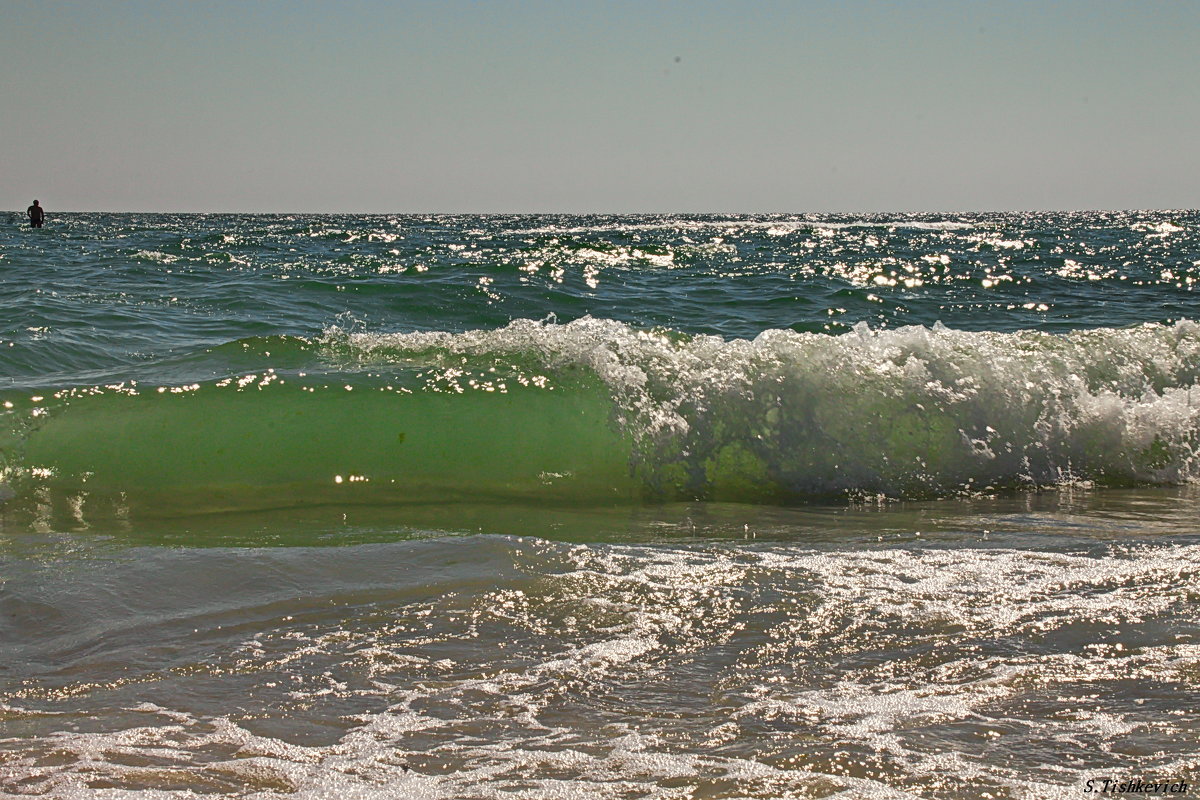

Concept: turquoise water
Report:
left=2, top=212, right=1199, bottom=797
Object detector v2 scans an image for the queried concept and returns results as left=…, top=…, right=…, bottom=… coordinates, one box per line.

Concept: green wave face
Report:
left=4, top=375, right=638, bottom=519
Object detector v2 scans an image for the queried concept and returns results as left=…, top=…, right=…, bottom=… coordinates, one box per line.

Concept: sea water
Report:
left=1, top=212, right=1198, bottom=798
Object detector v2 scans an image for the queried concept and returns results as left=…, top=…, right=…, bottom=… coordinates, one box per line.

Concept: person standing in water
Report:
left=27, top=200, right=45, bottom=228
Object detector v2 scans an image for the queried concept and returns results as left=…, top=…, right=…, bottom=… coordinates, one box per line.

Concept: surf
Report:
left=2, top=318, right=1199, bottom=521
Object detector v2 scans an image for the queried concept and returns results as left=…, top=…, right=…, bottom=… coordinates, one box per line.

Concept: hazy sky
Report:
left=4, top=0, right=1197, bottom=212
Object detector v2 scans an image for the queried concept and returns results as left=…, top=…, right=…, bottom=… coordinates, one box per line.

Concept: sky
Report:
left=3, top=0, right=1197, bottom=213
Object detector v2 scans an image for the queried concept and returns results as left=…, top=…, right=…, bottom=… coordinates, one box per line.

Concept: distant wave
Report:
left=3, top=318, right=1199, bottom=519
left=508, top=218, right=976, bottom=236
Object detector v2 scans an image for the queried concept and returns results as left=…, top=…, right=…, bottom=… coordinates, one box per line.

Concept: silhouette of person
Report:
left=27, top=200, right=45, bottom=228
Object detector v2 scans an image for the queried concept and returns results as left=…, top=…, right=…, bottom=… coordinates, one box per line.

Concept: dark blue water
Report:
left=3, top=211, right=1197, bottom=385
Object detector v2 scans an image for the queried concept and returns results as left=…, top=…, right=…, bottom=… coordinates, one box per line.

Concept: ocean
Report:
left=1, top=211, right=1198, bottom=798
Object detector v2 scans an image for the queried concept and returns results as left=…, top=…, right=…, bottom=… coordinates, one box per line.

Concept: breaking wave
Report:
left=3, top=319, right=1199, bottom=519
